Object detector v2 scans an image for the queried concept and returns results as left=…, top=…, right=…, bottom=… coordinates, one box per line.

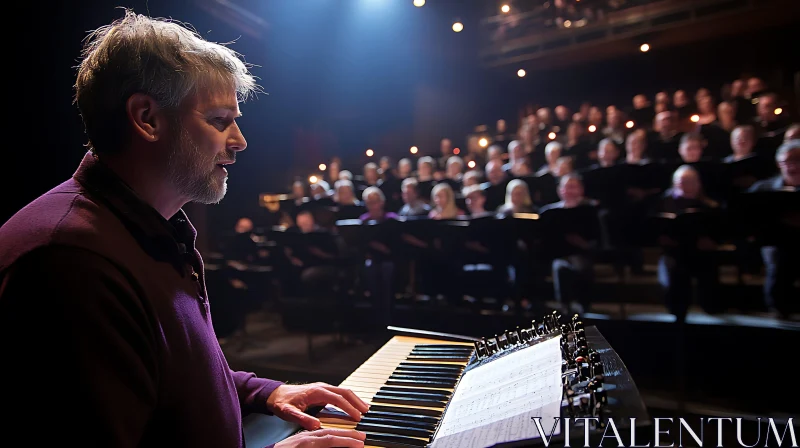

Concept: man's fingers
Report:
left=313, top=434, right=365, bottom=447
left=311, top=428, right=367, bottom=440
left=321, top=386, right=370, bottom=414
left=308, top=389, right=364, bottom=421
left=284, top=406, right=322, bottom=430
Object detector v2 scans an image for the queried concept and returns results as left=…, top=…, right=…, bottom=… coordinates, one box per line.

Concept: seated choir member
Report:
left=724, top=125, right=756, bottom=163
left=417, top=156, right=435, bottom=182
left=283, top=211, right=339, bottom=299
left=678, top=132, right=705, bottom=164
left=487, top=144, right=504, bottom=163
left=626, top=129, right=650, bottom=164
left=443, top=155, right=465, bottom=190
left=592, top=138, right=621, bottom=168
left=748, top=141, right=800, bottom=318
left=564, top=121, right=592, bottom=168
left=397, top=158, right=413, bottom=179
left=398, top=177, right=431, bottom=217
left=333, top=179, right=362, bottom=206
left=359, top=187, right=397, bottom=323
left=650, top=110, right=684, bottom=162
left=539, top=174, right=599, bottom=314
left=505, top=139, right=528, bottom=176
left=338, top=169, right=353, bottom=181
left=483, top=159, right=508, bottom=211
left=537, top=141, right=562, bottom=175
left=497, top=179, right=536, bottom=216
left=462, top=169, right=482, bottom=187
left=463, top=184, right=492, bottom=217
left=429, top=183, right=465, bottom=219
left=656, top=165, right=722, bottom=320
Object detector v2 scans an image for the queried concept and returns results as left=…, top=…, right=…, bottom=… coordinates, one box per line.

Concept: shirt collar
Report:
left=72, top=152, right=197, bottom=272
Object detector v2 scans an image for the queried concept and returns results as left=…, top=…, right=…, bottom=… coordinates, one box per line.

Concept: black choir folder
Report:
left=242, top=326, right=649, bottom=448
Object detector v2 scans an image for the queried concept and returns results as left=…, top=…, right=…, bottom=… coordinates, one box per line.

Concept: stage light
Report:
left=563, top=20, right=572, bottom=28
left=410, top=146, right=419, bottom=154
left=452, top=22, right=463, bottom=32
left=690, top=114, right=700, bottom=123
left=640, top=43, right=650, bottom=52
left=468, top=160, right=476, bottom=168
left=501, top=4, right=510, bottom=13
left=775, top=107, right=783, bottom=115
left=548, top=132, right=556, bottom=140
left=454, top=148, right=461, bottom=155
left=319, top=163, right=327, bottom=171
left=517, top=69, right=526, bottom=77
left=588, top=125, right=597, bottom=133
left=309, top=175, right=318, bottom=184
left=626, top=120, right=635, bottom=129
left=366, top=149, right=374, bottom=157
left=413, top=0, right=425, bottom=6
left=478, top=137, right=488, bottom=147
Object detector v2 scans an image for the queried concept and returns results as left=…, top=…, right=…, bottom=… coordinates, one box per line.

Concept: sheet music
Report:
left=431, top=336, right=563, bottom=448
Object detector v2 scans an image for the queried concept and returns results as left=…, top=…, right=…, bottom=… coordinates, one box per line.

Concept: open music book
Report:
left=430, top=335, right=563, bottom=448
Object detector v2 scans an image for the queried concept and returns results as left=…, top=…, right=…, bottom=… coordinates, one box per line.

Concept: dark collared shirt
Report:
left=0, top=152, right=282, bottom=447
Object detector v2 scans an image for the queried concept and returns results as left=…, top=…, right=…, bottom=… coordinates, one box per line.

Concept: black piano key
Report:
left=363, top=411, right=439, bottom=424
left=392, top=369, right=460, bottom=379
left=406, top=355, right=471, bottom=362
left=380, top=386, right=451, bottom=396
left=364, top=432, right=429, bottom=448
left=374, top=389, right=451, bottom=400
left=389, top=374, right=457, bottom=385
left=386, top=378, right=454, bottom=388
left=399, top=362, right=464, bottom=370
left=356, top=422, right=433, bottom=439
left=410, top=349, right=473, bottom=355
left=414, top=344, right=473, bottom=350
left=369, top=404, right=442, bottom=417
left=373, top=395, right=447, bottom=408
left=410, top=347, right=473, bottom=353
left=360, top=417, right=437, bottom=431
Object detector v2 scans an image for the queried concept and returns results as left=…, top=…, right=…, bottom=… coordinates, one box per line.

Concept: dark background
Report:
left=6, top=0, right=798, bottom=236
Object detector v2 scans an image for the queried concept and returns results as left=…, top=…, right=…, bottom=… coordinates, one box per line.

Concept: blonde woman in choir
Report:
left=497, top=179, right=536, bottom=216
left=429, top=183, right=464, bottom=219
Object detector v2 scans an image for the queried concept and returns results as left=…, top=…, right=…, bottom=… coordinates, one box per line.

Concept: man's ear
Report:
left=126, top=93, right=168, bottom=142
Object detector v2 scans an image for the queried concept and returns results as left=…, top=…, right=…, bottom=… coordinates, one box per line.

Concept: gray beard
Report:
left=166, top=125, right=229, bottom=205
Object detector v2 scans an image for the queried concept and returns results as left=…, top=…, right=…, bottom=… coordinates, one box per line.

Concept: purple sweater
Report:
left=0, top=153, right=282, bottom=447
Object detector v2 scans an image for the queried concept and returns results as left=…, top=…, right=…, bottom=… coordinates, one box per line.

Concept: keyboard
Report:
left=315, top=334, right=475, bottom=447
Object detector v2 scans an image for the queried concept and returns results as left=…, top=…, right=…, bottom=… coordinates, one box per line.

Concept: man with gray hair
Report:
left=0, top=11, right=367, bottom=448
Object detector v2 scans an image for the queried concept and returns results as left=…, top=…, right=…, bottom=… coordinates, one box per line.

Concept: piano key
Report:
left=359, top=417, right=437, bottom=431
left=398, top=362, right=464, bottom=370
left=406, top=355, right=471, bottom=362
left=379, top=386, right=451, bottom=396
left=410, top=347, right=473, bottom=353
left=374, top=389, right=451, bottom=400
left=356, top=422, right=433, bottom=439
left=388, top=375, right=457, bottom=386
left=368, top=404, right=443, bottom=417
left=373, top=395, right=448, bottom=408
left=364, top=432, right=429, bottom=448
left=409, top=349, right=473, bottom=355
left=414, top=344, right=474, bottom=350
left=385, top=378, right=455, bottom=388
left=391, top=370, right=460, bottom=379
left=363, top=411, right=440, bottom=424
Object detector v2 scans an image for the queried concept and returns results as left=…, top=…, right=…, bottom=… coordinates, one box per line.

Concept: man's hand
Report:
left=267, top=383, right=370, bottom=430
left=274, top=428, right=366, bottom=448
